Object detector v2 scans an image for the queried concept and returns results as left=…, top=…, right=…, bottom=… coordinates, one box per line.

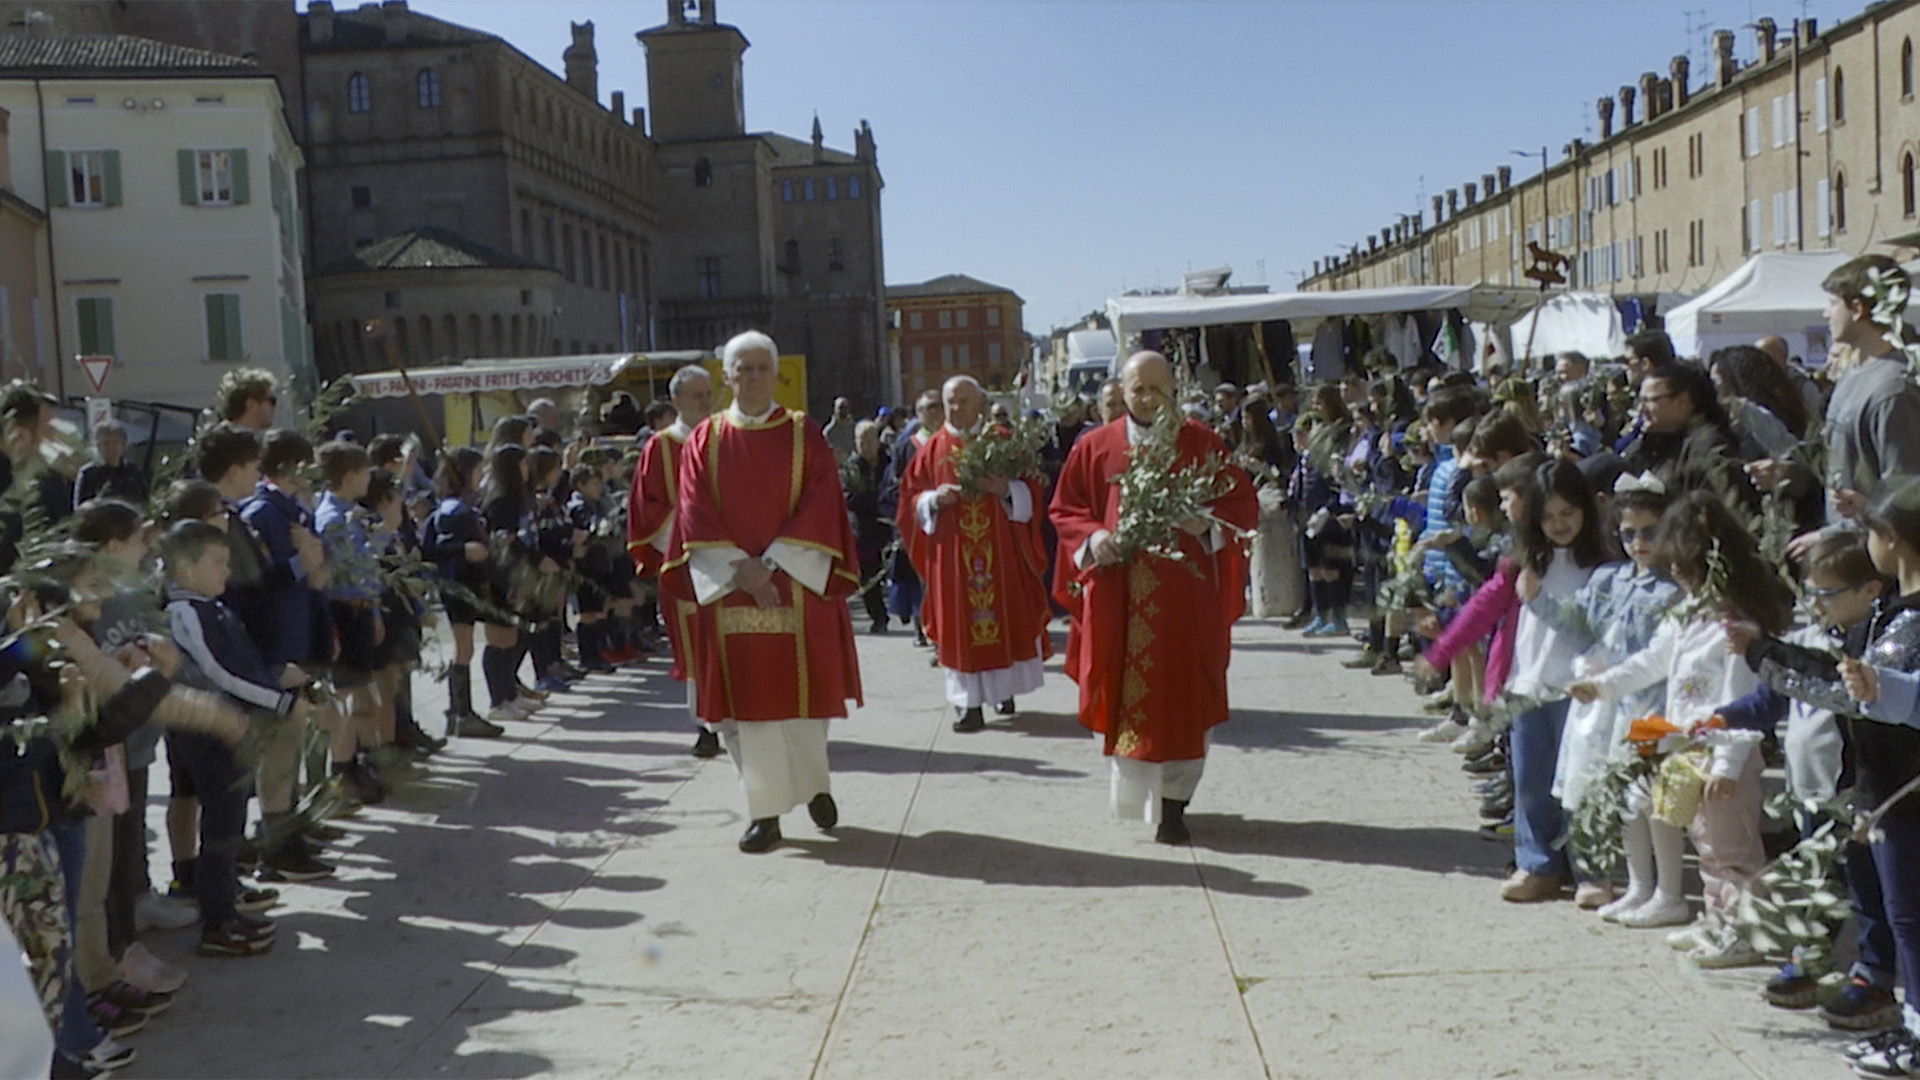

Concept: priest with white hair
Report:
left=663, top=331, right=865, bottom=852
left=896, top=375, right=1052, bottom=731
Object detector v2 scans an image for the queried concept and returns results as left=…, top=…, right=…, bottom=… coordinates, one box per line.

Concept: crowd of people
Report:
left=1216, top=252, right=1920, bottom=1079
left=10, top=248, right=1920, bottom=1077
left=0, top=369, right=663, bottom=1078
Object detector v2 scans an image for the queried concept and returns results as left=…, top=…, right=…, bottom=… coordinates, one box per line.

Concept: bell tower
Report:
left=638, top=0, right=749, bottom=142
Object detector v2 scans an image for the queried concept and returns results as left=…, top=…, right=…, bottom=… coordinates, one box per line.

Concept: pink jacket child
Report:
left=1421, top=558, right=1521, bottom=705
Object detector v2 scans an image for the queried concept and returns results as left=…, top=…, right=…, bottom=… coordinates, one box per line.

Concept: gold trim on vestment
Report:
left=705, top=414, right=727, bottom=509
left=718, top=604, right=801, bottom=635
left=1115, top=559, right=1160, bottom=757
left=777, top=536, right=847, bottom=560
left=792, top=577, right=810, bottom=718
left=789, top=416, right=805, bottom=514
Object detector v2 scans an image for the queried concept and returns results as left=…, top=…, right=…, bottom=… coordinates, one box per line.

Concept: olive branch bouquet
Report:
left=1107, top=394, right=1245, bottom=570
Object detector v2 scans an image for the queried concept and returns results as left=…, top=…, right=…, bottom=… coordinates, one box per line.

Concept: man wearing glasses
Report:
left=216, top=367, right=280, bottom=432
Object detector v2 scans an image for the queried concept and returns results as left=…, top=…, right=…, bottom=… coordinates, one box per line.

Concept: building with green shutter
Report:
left=0, top=34, right=313, bottom=412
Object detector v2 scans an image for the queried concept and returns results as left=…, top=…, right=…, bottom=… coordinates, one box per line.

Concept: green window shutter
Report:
left=79, top=298, right=115, bottom=357
left=203, top=295, right=225, bottom=359
left=224, top=295, right=243, bottom=359
left=44, top=151, right=67, bottom=208
left=230, top=149, right=250, bottom=205
left=102, top=150, right=122, bottom=207
left=177, top=150, right=198, bottom=205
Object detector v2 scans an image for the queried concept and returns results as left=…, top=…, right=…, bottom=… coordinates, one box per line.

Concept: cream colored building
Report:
left=1304, top=1, right=1920, bottom=309
left=0, top=35, right=310, bottom=410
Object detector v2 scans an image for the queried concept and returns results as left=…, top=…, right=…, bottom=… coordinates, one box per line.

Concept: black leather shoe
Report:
left=995, top=698, right=1016, bottom=717
left=953, top=706, right=985, bottom=733
left=738, top=818, right=781, bottom=853
left=808, top=792, right=838, bottom=830
left=1155, top=798, right=1191, bottom=845
left=691, top=729, right=723, bottom=759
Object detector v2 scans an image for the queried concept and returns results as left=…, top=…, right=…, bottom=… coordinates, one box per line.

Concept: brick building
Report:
left=888, top=274, right=1026, bottom=403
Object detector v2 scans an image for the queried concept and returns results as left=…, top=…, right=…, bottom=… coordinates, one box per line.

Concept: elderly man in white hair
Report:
left=896, top=375, right=1052, bottom=731
left=663, top=331, right=865, bottom=852
left=630, top=363, right=721, bottom=756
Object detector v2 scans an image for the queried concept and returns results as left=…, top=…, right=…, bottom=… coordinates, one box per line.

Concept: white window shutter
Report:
left=1747, top=108, right=1761, bottom=157
left=1772, top=97, right=1785, bottom=148
left=1816, top=78, right=1829, bottom=133
left=1818, top=179, right=1832, bottom=237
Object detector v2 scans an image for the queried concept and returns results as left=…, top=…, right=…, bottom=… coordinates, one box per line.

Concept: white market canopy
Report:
left=1664, top=251, right=1864, bottom=363
left=1507, top=292, right=1626, bottom=362
left=1105, top=284, right=1538, bottom=342
left=349, top=351, right=710, bottom=400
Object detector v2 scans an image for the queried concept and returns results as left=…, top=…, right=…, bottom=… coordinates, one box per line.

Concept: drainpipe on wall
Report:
left=34, top=78, right=64, bottom=401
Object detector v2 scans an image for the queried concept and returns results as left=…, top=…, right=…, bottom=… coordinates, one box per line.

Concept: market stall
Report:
left=1664, top=251, right=1859, bottom=364
left=343, top=350, right=808, bottom=445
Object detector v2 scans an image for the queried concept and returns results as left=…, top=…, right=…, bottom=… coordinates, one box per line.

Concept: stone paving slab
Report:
left=124, top=618, right=1862, bottom=1078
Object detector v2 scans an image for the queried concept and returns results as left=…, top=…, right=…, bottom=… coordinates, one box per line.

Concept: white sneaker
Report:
left=1450, top=721, right=1494, bottom=756
left=486, top=702, right=530, bottom=724
left=1418, top=718, right=1466, bottom=744
left=120, top=941, right=187, bottom=994
left=134, top=890, right=198, bottom=932
left=1597, top=888, right=1652, bottom=922
left=1687, top=928, right=1765, bottom=969
left=1618, top=896, right=1694, bottom=930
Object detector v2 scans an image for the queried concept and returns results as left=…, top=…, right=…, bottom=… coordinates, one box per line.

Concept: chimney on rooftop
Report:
left=698, top=0, right=717, bottom=25
left=1619, top=84, right=1637, bottom=127
left=309, top=1, right=334, bottom=44
left=666, top=0, right=684, bottom=26
left=1464, top=180, right=1479, bottom=206
left=1497, top=165, right=1512, bottom=191
left=1431, top=195, right=1444, bottom=225
left=1757, top=17, right=1778, bottom=63
left=1714, top=29, right=1737, bottom=87
left=1671, top=54, right=1691, bottom=107
left=564, top=21, right=597, bottom=100
left=1597, top=96, right=1615, bottom=138
left=1640, top=71, right=1661, bottom=119
left=1447, top=188, right=1460, bottom=215
left=1803, top=19, right=1819, bottom=44
left=610, top=90, right=625, bottom=121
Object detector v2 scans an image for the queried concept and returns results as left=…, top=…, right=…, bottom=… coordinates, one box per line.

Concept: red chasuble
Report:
left=895, top=427, right=1052, bottom=675
left=664, top=408, right=864, bottom=723
left=627, top=428, right=686, bottom=577
left=1047, top=417, right=1256, bottom=762
left=628, top=428, right=695, bottom=681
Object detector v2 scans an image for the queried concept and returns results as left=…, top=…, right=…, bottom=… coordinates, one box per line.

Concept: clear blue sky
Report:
left=417, top=0, right=1867, bottom=334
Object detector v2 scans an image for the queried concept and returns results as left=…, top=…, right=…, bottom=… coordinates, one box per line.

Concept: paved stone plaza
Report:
left=132, top=620, right=1855, bottom=1078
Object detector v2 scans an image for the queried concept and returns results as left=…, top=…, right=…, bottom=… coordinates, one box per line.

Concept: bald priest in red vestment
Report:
left=897, top=375, right=1052, bottom=732
left=628, top=362, right=721, bottom=759
left=663, top=331, right=865, bottom=853
left=1048, top=351, right=1256, bottom=844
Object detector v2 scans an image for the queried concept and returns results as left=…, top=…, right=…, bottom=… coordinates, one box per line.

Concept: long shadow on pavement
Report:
left=134, top=724, right=681, bottom=1079
left=787, top=825, right=1309, bottom=899
left=1189, top=814, right=1504, bottom=879
left=1212, top=708, right=1427, bottom=753
left=829, top=740, right=1088, bottom=778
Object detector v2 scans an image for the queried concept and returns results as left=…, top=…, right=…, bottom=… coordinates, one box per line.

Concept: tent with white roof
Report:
left=1664, top=251, right=1858, bottom=364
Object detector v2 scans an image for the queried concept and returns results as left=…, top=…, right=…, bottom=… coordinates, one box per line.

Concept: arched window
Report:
left=693, top=158, right=713, bottom=187
left=417, top=68, right=441, bottom=109
left=1905, top=39, right=1915, bottom=98
left=1905, top=152, right=1917, bottom=217
left=1835, top=67, right=1847, bottom=122
left=347, top=72, right=370, bottom=113
left=1835, top=169, right=1848, bottom=232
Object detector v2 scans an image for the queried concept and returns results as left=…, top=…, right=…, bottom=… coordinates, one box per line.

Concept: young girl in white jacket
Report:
left=1569, top=491, right=1796, bottom=966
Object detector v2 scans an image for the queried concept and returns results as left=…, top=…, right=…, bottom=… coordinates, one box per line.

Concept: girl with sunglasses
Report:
left=1524, top=473, right=1680, bottom=917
